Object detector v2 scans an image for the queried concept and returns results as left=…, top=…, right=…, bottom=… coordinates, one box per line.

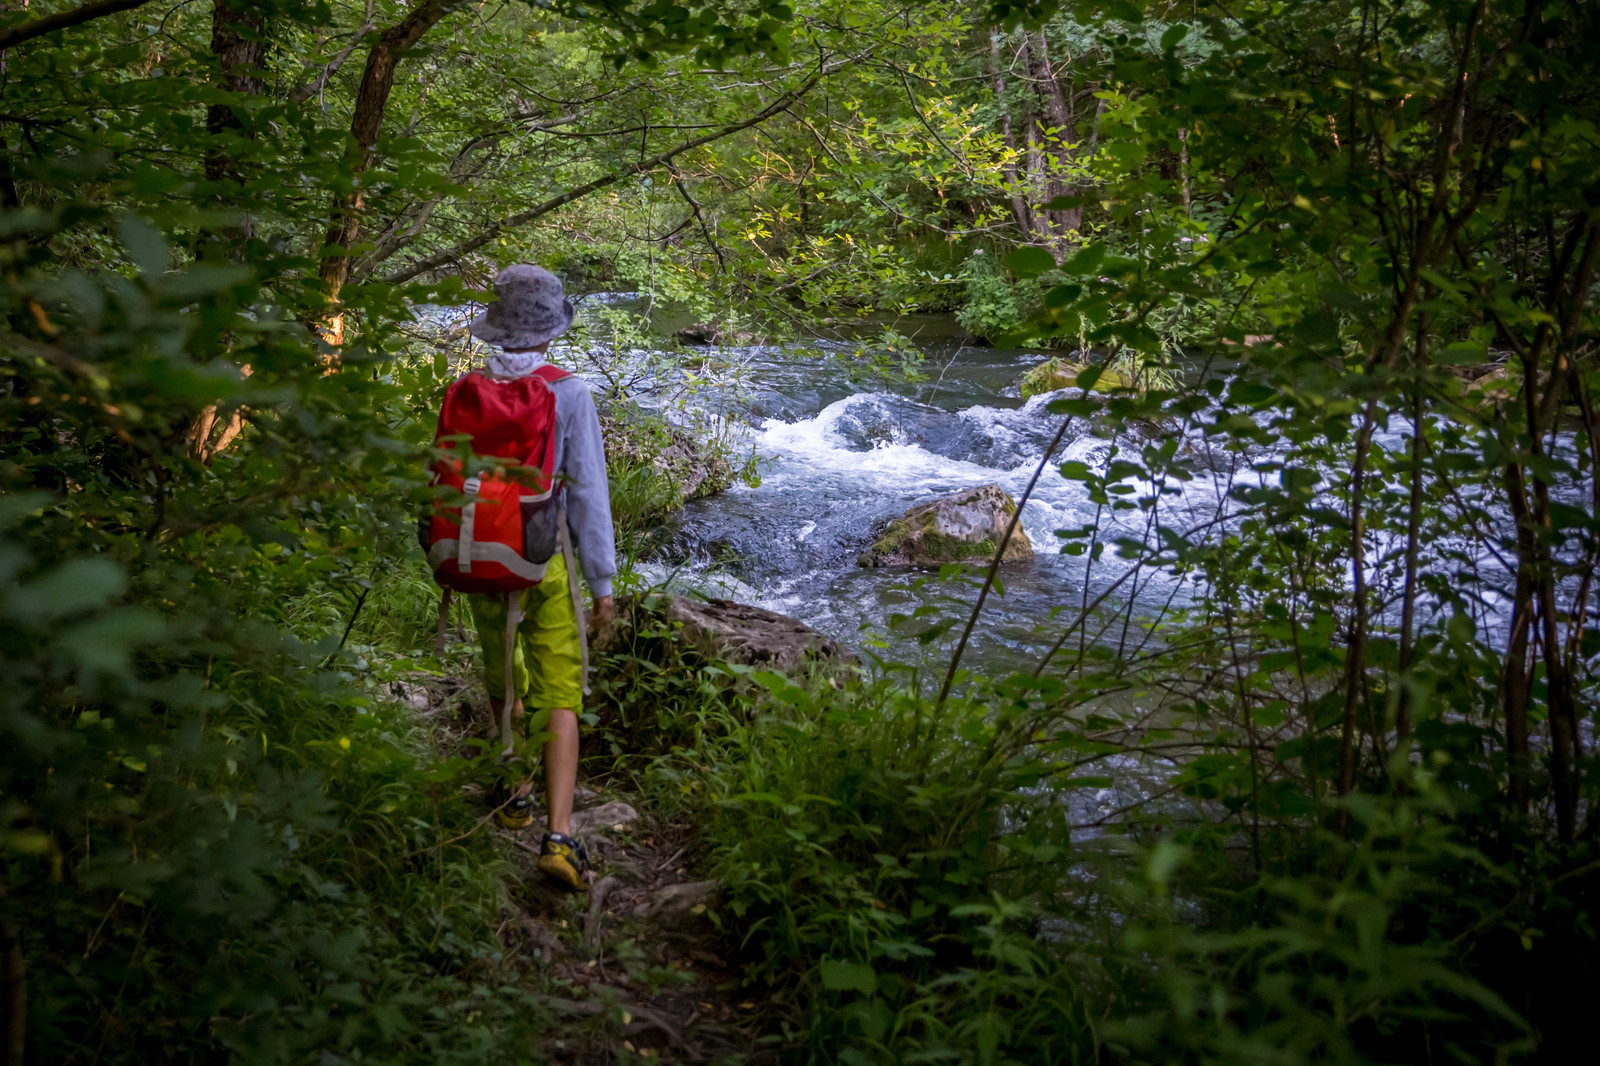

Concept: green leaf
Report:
left=1440, top=339, right=1488, bottom=365
left=1161, top=23, right=1190, bottom=50
left=1005, top=245, right=1056, bottom=279
left=1044, top=283, right=1081, bottom=308
left=0, top=491, right=48, bottom=530
left=1229, top=381, right=1277, bottom=405
left=8, top=558, right=125, bottom=623
left=119, top=214, right=169, bottom=278
left=1060, top=243, right=1106, bottom=275
left=819, top=958, right=877, bottom=995
left=1059, top=460, right=1094, bottom=481
left=1292, top=311, right=1339, bottom=348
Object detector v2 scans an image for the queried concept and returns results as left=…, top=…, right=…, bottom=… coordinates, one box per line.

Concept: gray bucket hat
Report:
left=468, top=264, right=576, bottom=349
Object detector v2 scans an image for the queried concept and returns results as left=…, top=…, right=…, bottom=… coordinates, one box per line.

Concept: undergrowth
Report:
left=575, top=595, right=1591, bottom=1066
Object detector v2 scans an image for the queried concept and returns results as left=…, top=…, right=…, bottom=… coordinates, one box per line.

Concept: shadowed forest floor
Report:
left=399, top=670, right=771, bottom=1065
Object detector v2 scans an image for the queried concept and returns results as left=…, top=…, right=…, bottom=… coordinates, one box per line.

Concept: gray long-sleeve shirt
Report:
left=486, top=361, right=617, bottom=599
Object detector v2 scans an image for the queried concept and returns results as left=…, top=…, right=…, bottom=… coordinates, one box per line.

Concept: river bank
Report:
left=376, top=300, right=1588, bottom=1066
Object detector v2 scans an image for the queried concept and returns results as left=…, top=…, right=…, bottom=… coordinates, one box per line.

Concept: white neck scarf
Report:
left=486, top=350, right=545, bottom=378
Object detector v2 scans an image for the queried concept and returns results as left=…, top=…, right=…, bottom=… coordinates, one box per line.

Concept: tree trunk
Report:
left=987, top=31, right=1030, bottom=236
left=1, top=872, right=22, bottom=1066
left=2, top=920, right=20, bottom=1066
left=1501, top=567, right=1533, bottom=817
left=1394, top=385, right=1425, bottom=749
left=318, top=0, right=454, bottom=348
left=1020, top=32, right=1081, bottom=257
left=188, top=2, right=266, bottom=463
left=205, top=3, right=266, bottom=186
left=1336, top=403, right=1377, bottom=836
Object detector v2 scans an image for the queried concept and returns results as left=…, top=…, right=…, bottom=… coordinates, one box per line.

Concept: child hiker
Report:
left=423, top=264, right=616, bottom=892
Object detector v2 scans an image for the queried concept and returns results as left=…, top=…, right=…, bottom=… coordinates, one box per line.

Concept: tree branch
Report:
left=353, top=109, right=589, bottom=275
left=383, top=52, right=862, bottom=284
left=671, top=168, right=726, bottom=273
left=288, top=6, right=377, bottom=106
left=319, top=0, right=461, bottom=328
left=0, top=0, right=154, bottom=52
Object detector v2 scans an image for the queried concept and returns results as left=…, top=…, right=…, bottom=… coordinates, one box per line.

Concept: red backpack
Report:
left=425, top=365, right=571, bottom=592
left=424, top=365, right=587, bottom=750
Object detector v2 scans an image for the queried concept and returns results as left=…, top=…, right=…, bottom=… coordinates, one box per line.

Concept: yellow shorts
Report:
left=468, top=551, right=584, bottom=718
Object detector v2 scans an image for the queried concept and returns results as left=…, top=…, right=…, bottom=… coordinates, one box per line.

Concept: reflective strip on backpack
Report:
left=426, top=539, right=551, bottom=582
left=458, top=476, right=480, bottom=572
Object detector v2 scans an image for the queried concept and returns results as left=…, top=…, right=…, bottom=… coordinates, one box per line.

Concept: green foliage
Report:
left=8, top=0, right=1600, bottom=1061
left=1109, top=785, right=1550, bottom=1065
left=572, top=583, right=1590, bottom=1065
left=652, top=669, right=1100, bottom=1065
left=956, top=250, right=1054, bottom=344
left=0, top=218, right=546, bottom=1058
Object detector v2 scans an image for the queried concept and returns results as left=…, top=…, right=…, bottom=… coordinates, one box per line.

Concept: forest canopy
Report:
left=2, top=0, right=1598, bottom=1063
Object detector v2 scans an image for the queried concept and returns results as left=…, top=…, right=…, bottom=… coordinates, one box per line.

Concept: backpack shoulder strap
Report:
left=532, top=363, right=572, bottom=385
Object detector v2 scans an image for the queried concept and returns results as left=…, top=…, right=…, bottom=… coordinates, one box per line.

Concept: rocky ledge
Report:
left=666, top=596, right=854, bottom=671
left=858, top=483, right=1033, bottom=568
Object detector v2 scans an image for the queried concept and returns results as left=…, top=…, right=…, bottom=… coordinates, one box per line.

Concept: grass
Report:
left=571, top=590, right=1557, bottom=1066
left=600, top=597, right=1105, bottom=1063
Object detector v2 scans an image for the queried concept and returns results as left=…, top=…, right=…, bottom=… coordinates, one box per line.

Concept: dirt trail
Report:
left=398, top=673, right=776, bottom=1064
left=506, top=805, right=767, bottom=1063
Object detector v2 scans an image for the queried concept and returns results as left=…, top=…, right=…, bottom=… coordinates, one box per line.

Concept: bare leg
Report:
left=544, top=707, right=579, bottom=836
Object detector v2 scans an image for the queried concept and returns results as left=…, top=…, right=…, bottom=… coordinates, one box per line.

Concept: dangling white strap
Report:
left=459, top=476, right=481, bottom=573
left=501, top=589, right=521, bottom=757
left=434, top=588, right=453, bottom=657
left=557, top=500, right=590, bottom=695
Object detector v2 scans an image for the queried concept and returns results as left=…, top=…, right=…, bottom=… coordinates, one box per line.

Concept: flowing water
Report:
left=552, top=306, right=1227, bottom=673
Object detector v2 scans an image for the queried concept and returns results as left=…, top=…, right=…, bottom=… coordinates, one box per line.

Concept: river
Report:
left=426, top=294, right=1530, bottom=678
left=549, top=302, right=1228, bottom=675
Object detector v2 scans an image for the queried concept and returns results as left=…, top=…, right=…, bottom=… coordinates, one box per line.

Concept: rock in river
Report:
left=666, top=597, right=854, bottom=671
left=858, top=483, right=1033, bottom=568
left=675, top=322, right=764, bottom=346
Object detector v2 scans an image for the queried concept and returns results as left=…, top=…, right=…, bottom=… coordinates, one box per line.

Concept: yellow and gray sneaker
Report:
left=492, top=780, right=536, bottom=830
left=538, top=831, right=590, bottom=891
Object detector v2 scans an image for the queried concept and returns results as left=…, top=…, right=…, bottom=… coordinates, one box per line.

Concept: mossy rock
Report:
left=1019, top=357, right=1133, bottom=399
left=1459, top=364, right=1515, bottom=410
left=675, top=323, right=765, bottom=346
left=599, top=403, right=733, bottom=504
left=858, top=483, right=1033, bottom=568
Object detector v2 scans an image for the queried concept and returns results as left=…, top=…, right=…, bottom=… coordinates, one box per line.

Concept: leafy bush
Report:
left=1109, top=787, right=1553, bottom=1066
left=0, top=159, right=548, bottom=1061
left=956, top=250, right=1055, bottom=345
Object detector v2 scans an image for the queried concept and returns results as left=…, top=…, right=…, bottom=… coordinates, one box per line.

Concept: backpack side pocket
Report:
left=520, top=494, right=559, bottom=564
